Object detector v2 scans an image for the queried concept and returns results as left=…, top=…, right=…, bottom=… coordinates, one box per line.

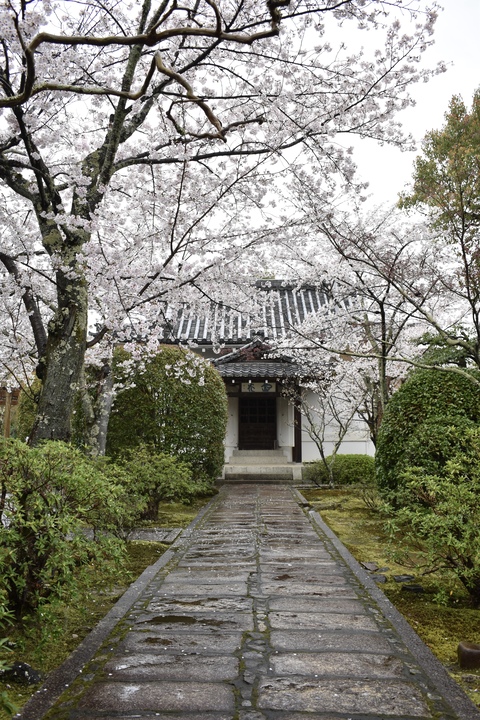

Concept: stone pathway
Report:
left=19, top=484, right=480, bottom=720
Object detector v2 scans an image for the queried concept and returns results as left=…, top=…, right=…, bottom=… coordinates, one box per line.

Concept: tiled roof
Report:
left=164, top=281, right=329, bottom=344
left=216, top=361, right=302, bottom=378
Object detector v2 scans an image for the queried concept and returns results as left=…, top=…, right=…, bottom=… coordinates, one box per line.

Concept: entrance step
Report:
left=222, top=450, right=303, bottom=484
left=229, top=449, right=288, bottom=465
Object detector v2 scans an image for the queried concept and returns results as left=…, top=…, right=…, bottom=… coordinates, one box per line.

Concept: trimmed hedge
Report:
left=376, top=368, right=480, bottom=494
left=303, top=454, right=375, bottom=486
left=107, top=345, right=228, bottom=481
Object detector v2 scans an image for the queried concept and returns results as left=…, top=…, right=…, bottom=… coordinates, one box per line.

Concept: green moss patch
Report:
left=156, top=498, right=213, bottom=528
left=303, top=487, right=480, bottom=708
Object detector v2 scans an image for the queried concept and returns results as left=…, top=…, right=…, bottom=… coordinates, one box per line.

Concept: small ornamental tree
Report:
left=375, top=368, right=480, bottom=495
left=385, top=427, right=480, bottom=606
left=107, top=346, right=228, bottom=480
left=117, top=445, right=211, bottom=521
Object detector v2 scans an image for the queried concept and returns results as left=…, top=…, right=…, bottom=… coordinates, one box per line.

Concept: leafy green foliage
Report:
left=0, top=602, right=16, bottom=716
left=0, top=689, right=18, bottom=717
left=375, top=368, right=480, bottom=493
left=399, top=92, right=480, bottom=234
left=399, top=92, right=480, bottom=368
left=10, top=380, right=41, bottom=442
left=303, top=454, right=375, bottom=486
left=107, top=346, right=228, bottom=481
left=414, top=332, right=471, bottom=368
left=384, top=427, right=480, bottom=606
left=0, top=440, right=127, bottom=618
left=116, top=445, right=214, bottom=521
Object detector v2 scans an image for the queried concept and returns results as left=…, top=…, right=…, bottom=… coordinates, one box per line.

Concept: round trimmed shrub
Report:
left=376, top=368, right=480, bottom=494
left=106, top=346, right=228, bottom=481
left=303, top=454, right=375, bottom=485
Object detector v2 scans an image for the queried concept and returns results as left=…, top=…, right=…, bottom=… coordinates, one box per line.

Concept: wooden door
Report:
left=239, top=396, right=276, bottom=450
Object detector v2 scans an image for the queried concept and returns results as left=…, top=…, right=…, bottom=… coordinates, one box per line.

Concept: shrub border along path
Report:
left=16, top=497, right=218, bottom=720
left=293, top=488, right=480, bottom=720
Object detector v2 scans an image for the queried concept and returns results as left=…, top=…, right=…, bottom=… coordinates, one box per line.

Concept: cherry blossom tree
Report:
left=266, top=205, right=440, bottom=442
left=0, top=0, right=442, bottom=445
left=285, top=356, right=372, bottom=481
left=311, top=208, right=480, bottom=386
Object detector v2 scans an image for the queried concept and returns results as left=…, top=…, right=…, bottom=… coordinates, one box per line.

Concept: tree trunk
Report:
left=96, top=369, right=114, bottom=455
left=80, top=365, right=115, bottom=455
left=28, top=271, right=88, bottom=445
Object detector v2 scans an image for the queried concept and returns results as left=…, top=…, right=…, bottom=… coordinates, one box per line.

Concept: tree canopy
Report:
left=399, top=91, right=480, bottom=234
left=397, top=90, right=480, bottom=369
left=0, top=0, right=441, bottom=448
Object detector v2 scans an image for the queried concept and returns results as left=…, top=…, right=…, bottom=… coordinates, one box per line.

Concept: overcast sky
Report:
left=350, top=0, right=480, bottom=206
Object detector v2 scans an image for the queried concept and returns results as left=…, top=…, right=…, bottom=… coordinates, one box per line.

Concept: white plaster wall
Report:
left=300, top=389, right=375, bottom=461
left=277, top=396, right=294, bottom=460
left=224, top=396, right=238, bottom=462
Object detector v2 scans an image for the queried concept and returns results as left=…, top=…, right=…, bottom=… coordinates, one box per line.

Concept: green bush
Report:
left=0, top=440, right=127, bottom=618
left=116, top=445, right=213, bottom=521
left=303, top=454, right=375, bottom=486
left=384, top=427, right=480, bottom=606
left=376, top=369, right=480, bottom=494
left=107, top=346, right=228, bottom=480
left=399, top=417, right=478, bottom=476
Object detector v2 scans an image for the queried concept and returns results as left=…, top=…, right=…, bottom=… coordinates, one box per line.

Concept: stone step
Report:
left=223, top=464, right=303, bottom=482
left=225, top=464, right=293, bottom=475
left=231, top=449, right=286, bottom=457
left=229, top=449, right=289, bottom=465
left=228, top=456, right=289, bottom=465
left=220, top=474, right=299, bottom=484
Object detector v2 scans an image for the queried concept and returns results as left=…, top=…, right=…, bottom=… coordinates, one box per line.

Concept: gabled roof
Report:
left=213, top=337, right=305, bottom=379
left=162, top=280, right=330, bottom=345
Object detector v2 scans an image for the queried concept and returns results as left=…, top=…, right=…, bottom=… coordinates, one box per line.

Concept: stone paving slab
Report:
left=85, top=715, right=231, bottom=720
left=128, top=527, right=182, bottom=543
left=156, top=582, right=249, bottom=596
left=257, top=676, right=430, bottom=715
left=270, top=651, right=405, bottom=677
left=118, top=630, right=244, bottom=655
left=267, top=596, right=365, bottom=612
left=145, top=596, right=253, bottom=612
left=17, top=483, right=480, bottom=720
left=269, top=628, right=396, bottom=653
left=75, top=681, right=235, bottom=713
left=103, top=653, right=239, bottom=681
left=133, top=610, right=254, bottom=631
left=268, top=610, right=378, bottom=631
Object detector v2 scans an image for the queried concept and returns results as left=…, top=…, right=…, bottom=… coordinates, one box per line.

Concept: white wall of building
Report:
left=224, top=396, right=238, bottom=462
left=300, top=389, right=375, bottom=462
left=277, top=395, right=294, bottom=461
left=224, top=391, right=374, bottom=463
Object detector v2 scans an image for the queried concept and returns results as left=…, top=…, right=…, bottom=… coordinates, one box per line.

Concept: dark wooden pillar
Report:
left=293, top=400, right=302, bottom=463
